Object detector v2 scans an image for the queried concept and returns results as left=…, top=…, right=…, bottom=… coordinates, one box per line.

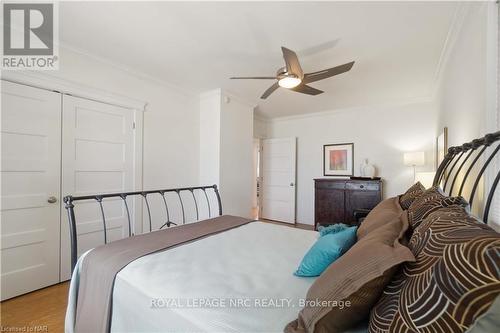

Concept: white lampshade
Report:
left=404, top=152, right=425, bottom=166
left=415, top=171, right=436, bottom=189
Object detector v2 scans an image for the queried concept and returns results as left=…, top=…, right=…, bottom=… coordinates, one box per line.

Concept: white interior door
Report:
left=60, top=95, right=138, bottom=280
left=261, top=138, right=296, bottom=224
left=1, top=81, right=61, bottom=300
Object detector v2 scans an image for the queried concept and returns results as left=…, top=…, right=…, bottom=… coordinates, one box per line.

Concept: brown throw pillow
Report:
left=407, top=185, right=468, bottom=229
left=369, top=205, right=500, bottom=333
left=285, top=212, right=415, bottom=333
left=357, top=197, right=402, bottom=240
left=398, top=182, right=425, bottom=210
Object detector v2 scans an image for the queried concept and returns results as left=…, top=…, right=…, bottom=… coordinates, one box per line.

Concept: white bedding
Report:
left=107, top=221, right=317, bottom=332
left=66, top=221, right=371, bottom=333
left=65, top=221, right=311, bottom=333
left=109, top=221, right=317, bottom=332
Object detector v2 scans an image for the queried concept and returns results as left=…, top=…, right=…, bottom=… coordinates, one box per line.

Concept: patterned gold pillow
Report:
left=407, top=186, right=468, bottom=229
left=369, top=206, right=500, bottom=333
left=399, top=182, right=425, bottom=210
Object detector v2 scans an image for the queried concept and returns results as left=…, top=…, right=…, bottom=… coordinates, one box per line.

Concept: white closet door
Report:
left=1, top=81, right=61, bottom=300
left=60, top=95, right=137, bottom=280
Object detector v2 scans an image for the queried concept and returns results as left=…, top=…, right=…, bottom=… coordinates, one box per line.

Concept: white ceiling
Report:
left=59, top=1, right=459, bottom=118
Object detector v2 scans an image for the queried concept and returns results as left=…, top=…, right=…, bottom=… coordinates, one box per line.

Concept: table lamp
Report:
left=404, top=152, right=425, bottom=183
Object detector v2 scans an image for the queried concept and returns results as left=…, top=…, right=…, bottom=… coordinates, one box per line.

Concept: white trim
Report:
left=267, top=95, right=433, bottom=122
left=430, top=2, right=469, bottom=99
left=254, top=113, right=271, bottom=123
left=1, top=70, right=148, bottom=111
left=485, top=0, right=499, bottom=133
left=221, top=89, right=257, bottom=109
left=199, top=88, right=222, bottom=102
left=58, top=41, right=196, bottom=99
left=133, top=110, right=145, bottom=235
left=484, top=0, right=499, bottom=230
left=198, top=88, right=257, bottom=109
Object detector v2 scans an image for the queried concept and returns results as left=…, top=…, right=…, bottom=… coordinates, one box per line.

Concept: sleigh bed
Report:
left=65, top=131, right=500, bottom=333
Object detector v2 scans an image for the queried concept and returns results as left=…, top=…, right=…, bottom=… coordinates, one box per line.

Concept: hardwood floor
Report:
left=1, top=282, right=69, bottom=332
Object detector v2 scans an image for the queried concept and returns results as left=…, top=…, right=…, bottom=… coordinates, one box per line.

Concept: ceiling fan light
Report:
left=278, top=76, right=301, bottom=89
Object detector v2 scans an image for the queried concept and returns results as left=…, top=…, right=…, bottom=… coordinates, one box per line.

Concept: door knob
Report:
left=290, top=182, right=294, bottom=187
left=47, top=196, right=57, bottom=204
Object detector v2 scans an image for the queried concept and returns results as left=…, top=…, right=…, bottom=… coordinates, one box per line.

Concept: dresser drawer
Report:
left=315, top=181, right=345, bottom=190
left=345, top=181, right=380, bottom=191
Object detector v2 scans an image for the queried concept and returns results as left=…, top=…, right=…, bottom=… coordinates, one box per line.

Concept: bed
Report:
left=64, top=131, right=500, bottom=333
left=67, top=222, right=319, bottom=332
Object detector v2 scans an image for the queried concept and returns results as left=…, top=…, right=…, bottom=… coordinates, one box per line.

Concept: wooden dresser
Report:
left=314, top=178, right=382, bottom=228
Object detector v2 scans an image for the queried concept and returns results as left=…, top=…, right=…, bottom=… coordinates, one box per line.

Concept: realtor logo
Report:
left=2, top=2, right=59, bottom=69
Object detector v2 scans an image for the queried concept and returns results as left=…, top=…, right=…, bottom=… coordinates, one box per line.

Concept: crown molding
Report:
left=430, top=2, right=470, bottom=99
left=199, top=88, right=222, bottom=101
left=267, top=95, right=434, bottom=123
left=253, top=113, right=271, bottom=123
left=1, top=70, right=148, bottom=111
left=221, top=89, right=258, bottom=109
left=198, top=88, right=258, bottom=110
left=58, top=41, right=196, bottom=99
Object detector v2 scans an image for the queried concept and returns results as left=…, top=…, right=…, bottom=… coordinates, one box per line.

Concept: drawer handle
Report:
left=359, top=185, right=364, bottom=189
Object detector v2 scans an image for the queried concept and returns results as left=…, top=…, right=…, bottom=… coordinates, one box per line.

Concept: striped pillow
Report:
left=407, top=186, right=468, bottom=229
left=369, top=205, right=500, bottom=333
left=398, top=182, right=425, bottom=210
left=286, top=212, right=414, bottom=333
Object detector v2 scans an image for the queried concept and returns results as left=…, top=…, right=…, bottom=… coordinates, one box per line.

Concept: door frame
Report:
left=1, top=71, right=147, bottom=111
left=252, top=138, right=262, bottom=219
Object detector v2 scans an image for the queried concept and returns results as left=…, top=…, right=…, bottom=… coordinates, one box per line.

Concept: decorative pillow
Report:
left=294, top=226, right=357, bottom=277
left=357, top=197, right=402, bottom=240
left=369, top=205, right=500, bottom=333
left=286, top=212, right=415, bottom=333
left=407, top=185, right=469, bottom=229
left=318, top=223, right=350, bottom=237
left=398, top=182, right=425, bottom=210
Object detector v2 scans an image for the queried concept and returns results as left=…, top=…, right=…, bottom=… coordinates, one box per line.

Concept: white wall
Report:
left=435, top=2, right=497, bottom=145
left=55, top=47, right=200, bottom=190
left=254, top=116, right=269, bottom=139
left=220, top=93, right=254, bottom=218
left=434, top=2, right=499, bottom=229
left=198, top=90, right=254, bottom=218
left=199, top=90, right=221, bottom=186
left=38, top=47, right=201, bottom=233
left=267, top=101, right=437, bottom=225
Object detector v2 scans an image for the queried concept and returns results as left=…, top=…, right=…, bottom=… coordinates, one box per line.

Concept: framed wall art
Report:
left=436, top=127, right=448, bottom=169
left=323, top=143, right=354, bottom=176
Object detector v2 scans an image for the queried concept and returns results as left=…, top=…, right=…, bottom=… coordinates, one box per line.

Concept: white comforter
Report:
left=66, top=221, right=319, bottom=333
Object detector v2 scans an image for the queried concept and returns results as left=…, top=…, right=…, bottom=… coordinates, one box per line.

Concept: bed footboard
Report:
left=63, top=185, right=222, bottom=272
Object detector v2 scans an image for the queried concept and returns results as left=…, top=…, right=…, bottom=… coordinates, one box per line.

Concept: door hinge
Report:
left=133, top=122, right=136, bottom=129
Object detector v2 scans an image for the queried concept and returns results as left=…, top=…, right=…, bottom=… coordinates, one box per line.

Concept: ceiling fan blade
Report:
left=230, top=76, right=276, bottom=79
left=281, top=47, right=303, bottom=78
left=303, top=61, right=355, bottom=84
left=261, top=82, right=280, bottom=99
left=291, top=84, right=323, bottom=96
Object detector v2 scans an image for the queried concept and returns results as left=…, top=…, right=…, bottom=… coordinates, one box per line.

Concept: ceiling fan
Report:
left=230, top=46, right=355, bottom=99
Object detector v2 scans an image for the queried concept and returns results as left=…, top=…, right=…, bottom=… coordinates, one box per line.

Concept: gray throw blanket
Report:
left=73, top=215, right=253, bottom=333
